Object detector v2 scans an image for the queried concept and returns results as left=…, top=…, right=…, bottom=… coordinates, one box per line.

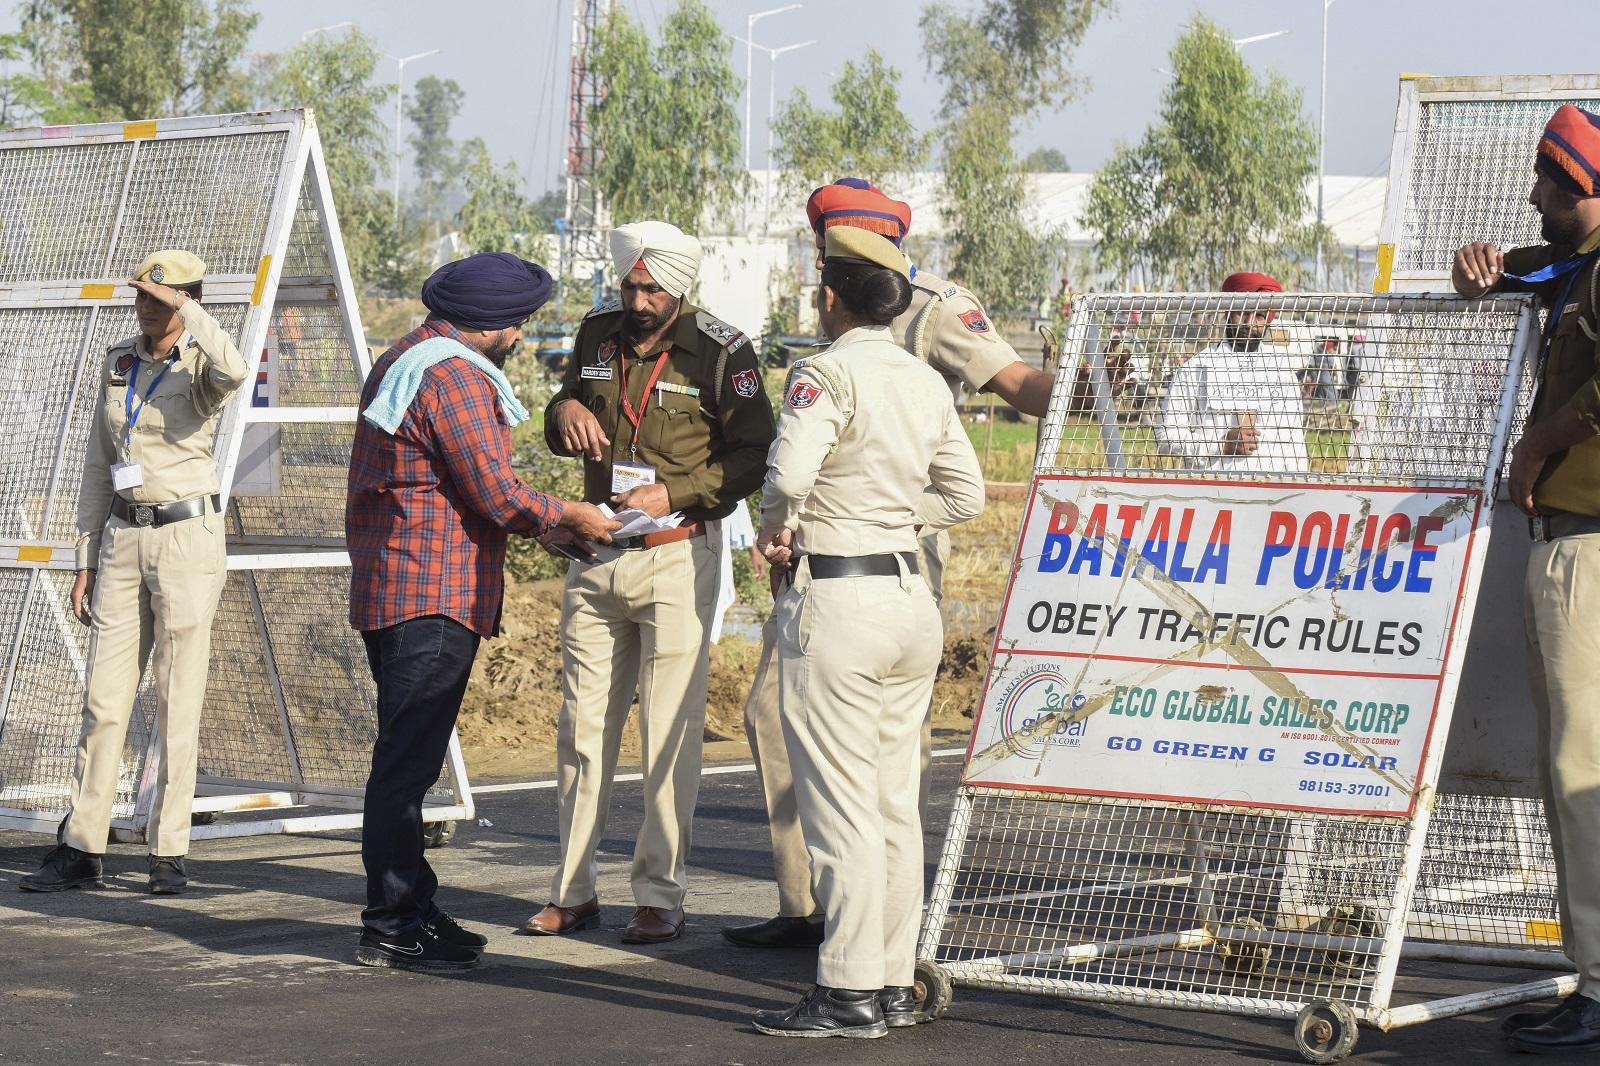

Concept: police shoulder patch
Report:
left=584, top=298, right=622, bottom=319
left=785, top=379, right=823, bottom=410
left=731, top=367, right=760, bottom=399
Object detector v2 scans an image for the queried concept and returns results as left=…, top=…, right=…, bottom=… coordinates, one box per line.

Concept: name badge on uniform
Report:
left=611, top=461, right=657, bottom=495
left=111, top=461, right=145, bottom=491
left=581, top=365, right=614, bottom=380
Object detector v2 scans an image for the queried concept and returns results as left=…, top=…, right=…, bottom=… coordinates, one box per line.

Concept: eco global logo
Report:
left=998, top=664, right=1089, bottom=760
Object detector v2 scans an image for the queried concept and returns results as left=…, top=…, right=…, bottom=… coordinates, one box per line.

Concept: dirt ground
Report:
left=457, top=496, right=1025, bottom=779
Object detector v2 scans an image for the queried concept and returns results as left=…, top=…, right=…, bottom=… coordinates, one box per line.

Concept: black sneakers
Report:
left=753, top=985, right=887, bottom=1039
left=421, top=910, right=488, bottom=949
left=879, top=986, right=926, bottom=1027
left=19, top=844, right=103, bottom=892
left=355, top=926, right=481, bottom=972
left=148, top=856, right=188, bottom=895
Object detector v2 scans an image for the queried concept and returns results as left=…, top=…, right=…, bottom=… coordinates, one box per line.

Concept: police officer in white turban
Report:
left=521, top=221, right=776, bottom=944
left=22, top=250, right=247, bottom=896
left=752, top=228, right=984, bottom=1037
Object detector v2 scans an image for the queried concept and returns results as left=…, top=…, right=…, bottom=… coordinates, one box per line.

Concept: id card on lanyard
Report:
left=613, top=348, right=669, bottom=493
left=110, top=355, right=174, bottom=491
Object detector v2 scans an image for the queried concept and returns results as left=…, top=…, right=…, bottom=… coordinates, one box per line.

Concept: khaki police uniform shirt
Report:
left=761, top=325, right=985, bottom=556
left=75, top=299, right=249, bottom=569
left=1495, top=225, right=1600, bottom=516
left=893, top=270, right=1021, bottom=403
left=545, top=301, right=776, bottom=520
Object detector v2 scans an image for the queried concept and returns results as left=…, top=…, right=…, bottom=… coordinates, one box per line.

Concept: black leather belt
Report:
left=111, top=494, right=220, bottom=529
left=807, top=552, right=919, bottom=579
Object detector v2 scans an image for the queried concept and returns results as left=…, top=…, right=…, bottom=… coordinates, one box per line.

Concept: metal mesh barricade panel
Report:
left=0, top=142, right=133, bottom=282
left=281, top=180, right=333, bottom=280
left=109, top=133, right=288, bottom=276
left=194, top=572, right=296, bottom=784
left=1400, top=97, right=1600, bottom=276
left=927, top=291, right=1544, bottom=1020
left=0, top=308, right=93, bottom=539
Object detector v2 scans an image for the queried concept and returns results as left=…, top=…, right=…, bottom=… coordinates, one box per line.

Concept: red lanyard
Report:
left=619, top=349, right=670, bottom=453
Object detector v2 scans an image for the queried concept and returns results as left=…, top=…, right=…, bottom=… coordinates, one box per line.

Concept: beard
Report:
left=623, top=299, right=679, bottom=340
left=482, top=334, right=520, bottom=369
left=1540, top=204, right=1586, bottom=247
left=1225, top=323, right=1265, bottom=352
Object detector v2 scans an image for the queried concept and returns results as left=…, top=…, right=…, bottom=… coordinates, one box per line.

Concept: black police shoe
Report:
left=1501, top=993, right=1580, bottom=1035
left=753, top=985, right=887, bottom=1039
left=355, top=926, right=481, bottom=972
left=879, top=985, right=925, bottom=1027
left=721, top=915, right=825, bottom=949
left=19, top=844, right=104, bottom=892
left=421, top=910, right=488, bottom=949
left=1510, top=993, right=1600, bottom=1053
left=148, top=856, right=188, bottom=895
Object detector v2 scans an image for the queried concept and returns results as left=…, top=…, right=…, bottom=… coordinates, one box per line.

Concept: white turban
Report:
left=609, top=220, right=703, bottom=299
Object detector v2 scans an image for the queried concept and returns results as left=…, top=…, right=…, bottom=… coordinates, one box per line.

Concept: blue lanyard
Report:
left=124, top=354, right=175, bottom=449
left=1505, top=252, right=1596, bottom=366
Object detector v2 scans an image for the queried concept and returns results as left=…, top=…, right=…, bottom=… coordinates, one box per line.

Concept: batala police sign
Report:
left=963, top=475, right=1482, bottom=817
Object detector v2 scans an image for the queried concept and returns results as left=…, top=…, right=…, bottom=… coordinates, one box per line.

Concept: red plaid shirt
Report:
left=346, top=318, right=564, bottom=636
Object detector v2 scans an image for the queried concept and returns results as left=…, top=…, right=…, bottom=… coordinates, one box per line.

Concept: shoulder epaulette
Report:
left=695, top=309, right=750, bottom=353
left=584, top=298, right=622, bottom=319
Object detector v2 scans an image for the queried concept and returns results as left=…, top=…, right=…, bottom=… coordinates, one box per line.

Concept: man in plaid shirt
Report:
left=346, top=253, right=616, bottom=972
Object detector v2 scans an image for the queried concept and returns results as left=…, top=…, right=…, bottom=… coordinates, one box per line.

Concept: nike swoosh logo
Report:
left=381, top=942, right=425, bottom=956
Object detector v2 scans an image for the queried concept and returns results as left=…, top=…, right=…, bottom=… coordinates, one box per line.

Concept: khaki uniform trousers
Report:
left=777, top=559, right=942, bottom=989
left=743, top=530, right=946, bottom=917
left=550, top=530, right=720, bottom=911
left=65, top=508, right=227, bottom=857
left=1526, top=534, right=1600, bottom=1002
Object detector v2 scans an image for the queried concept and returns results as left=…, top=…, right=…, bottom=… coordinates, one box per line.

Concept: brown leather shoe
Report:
left=621, top=906, right=685, bottom=944
left=517, top=897, right=600, bottom=936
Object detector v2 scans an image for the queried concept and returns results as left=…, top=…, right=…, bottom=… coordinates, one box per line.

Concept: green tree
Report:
left=455, top=138, right=548, bottom=258
left=1023, top=146, right=1069, bottom=171
left=921, top=0, right=1113, bottom=319
left=771, top=50, right=929, bottom=201
left=406, top=74, right=465, bottom=227
left=588, top=0, right=744, bottom=228
left=0, top=32, right=68, bottom=125
left=19, top=0, right=258, bottom=121
left=1083, top=17, right=1330, bottom=289
left=264, top=27, right=395, bottom=288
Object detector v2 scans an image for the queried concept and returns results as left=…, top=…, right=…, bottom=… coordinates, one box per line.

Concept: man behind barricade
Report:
left=522, top=221, right=776, bottom=945
left=346, top=253, right=618, bottom=972
left=1452, top=103, right=1600, bottom=1053
left=723, top=178, right=1055, bottom=950
left=1154, top=271, right=1310, bottom=475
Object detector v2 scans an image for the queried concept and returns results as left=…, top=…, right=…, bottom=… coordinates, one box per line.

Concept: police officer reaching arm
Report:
left=23, top=251, right=246, bottom=896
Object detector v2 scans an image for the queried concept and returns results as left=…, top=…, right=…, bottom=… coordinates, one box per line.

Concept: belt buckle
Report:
left=132, top=504, right=156, bottom=527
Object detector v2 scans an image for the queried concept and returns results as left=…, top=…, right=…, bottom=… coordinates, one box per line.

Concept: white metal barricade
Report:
left=0, top=110, right=472, bottom=845
left=916, top=291, right=1556, bottom=1063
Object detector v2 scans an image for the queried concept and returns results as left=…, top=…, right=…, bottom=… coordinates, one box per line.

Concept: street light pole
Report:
left=1317, top=0, right=1335, bottom=285
left=301, top=20, right=353, bottom=41
left=743, top=4, right=801, bottom=170
left=383, top=49, right=441, bottom=222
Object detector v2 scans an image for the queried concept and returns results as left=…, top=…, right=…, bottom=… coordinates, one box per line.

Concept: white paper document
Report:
left=600, top=504, right=684, bottom=539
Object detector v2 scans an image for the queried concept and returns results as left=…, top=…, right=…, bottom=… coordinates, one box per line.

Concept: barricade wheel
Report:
left=423, top=820, right=456, bottom=849
left=1294, top=1000, right=1358, bottom=1063
left=914, top=960, right=953, bottom=1021
left=191, top=812, right=218, bottom=826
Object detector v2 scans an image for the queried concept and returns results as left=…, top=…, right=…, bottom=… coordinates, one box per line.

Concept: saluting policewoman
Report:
left=22, top=250, right=248, bottom=896
left=753, top=228, right=984, bottom=1038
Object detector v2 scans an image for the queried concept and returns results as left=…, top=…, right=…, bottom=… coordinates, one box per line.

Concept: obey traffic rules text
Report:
left=963, top=476, right=1482, bottom=816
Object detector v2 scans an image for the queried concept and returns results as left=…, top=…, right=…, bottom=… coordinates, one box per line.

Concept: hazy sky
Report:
left=5, top=0, right=1598, bottom=193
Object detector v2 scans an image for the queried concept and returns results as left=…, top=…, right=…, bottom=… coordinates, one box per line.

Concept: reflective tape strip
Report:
left=251, top=254, right=272, bottom=305
left=1374, top=243, right=1396, bottom=293
left=79, top=283, right=115, bottom=300
left=122, top=120, right=157, bottom=140
left=1527, top=920, right=1562, bottom=943
left=16, top=545, right=52, bottom=563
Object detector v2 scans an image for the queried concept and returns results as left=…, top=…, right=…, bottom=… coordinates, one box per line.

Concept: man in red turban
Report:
left=1154, top=270, right=1309, bottom=475
left=1453, top=103, right=1600, bottom=1052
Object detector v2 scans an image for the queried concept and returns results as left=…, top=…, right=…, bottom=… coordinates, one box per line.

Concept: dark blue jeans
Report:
left=360, top=614, right=481, bottom=936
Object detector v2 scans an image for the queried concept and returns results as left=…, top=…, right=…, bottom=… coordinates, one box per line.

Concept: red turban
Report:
left=805, top=178, right=912, bottom=245
left=1538, top=104, right=1600, bottom=199
left=1221, top=271, right=1283, bottom=293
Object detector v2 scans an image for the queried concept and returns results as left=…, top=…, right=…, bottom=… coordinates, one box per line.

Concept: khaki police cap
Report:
left=823, top=227, right=911, bottom=282
left=132, top=249, right=206, bottom=287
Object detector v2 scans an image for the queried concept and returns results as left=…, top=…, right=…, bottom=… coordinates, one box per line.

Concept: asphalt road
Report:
left=0, top=759, right=1568, bottom=1065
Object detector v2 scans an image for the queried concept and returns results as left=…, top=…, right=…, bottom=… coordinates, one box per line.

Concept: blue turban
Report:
left=421, top=252, right=554, bottom=329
